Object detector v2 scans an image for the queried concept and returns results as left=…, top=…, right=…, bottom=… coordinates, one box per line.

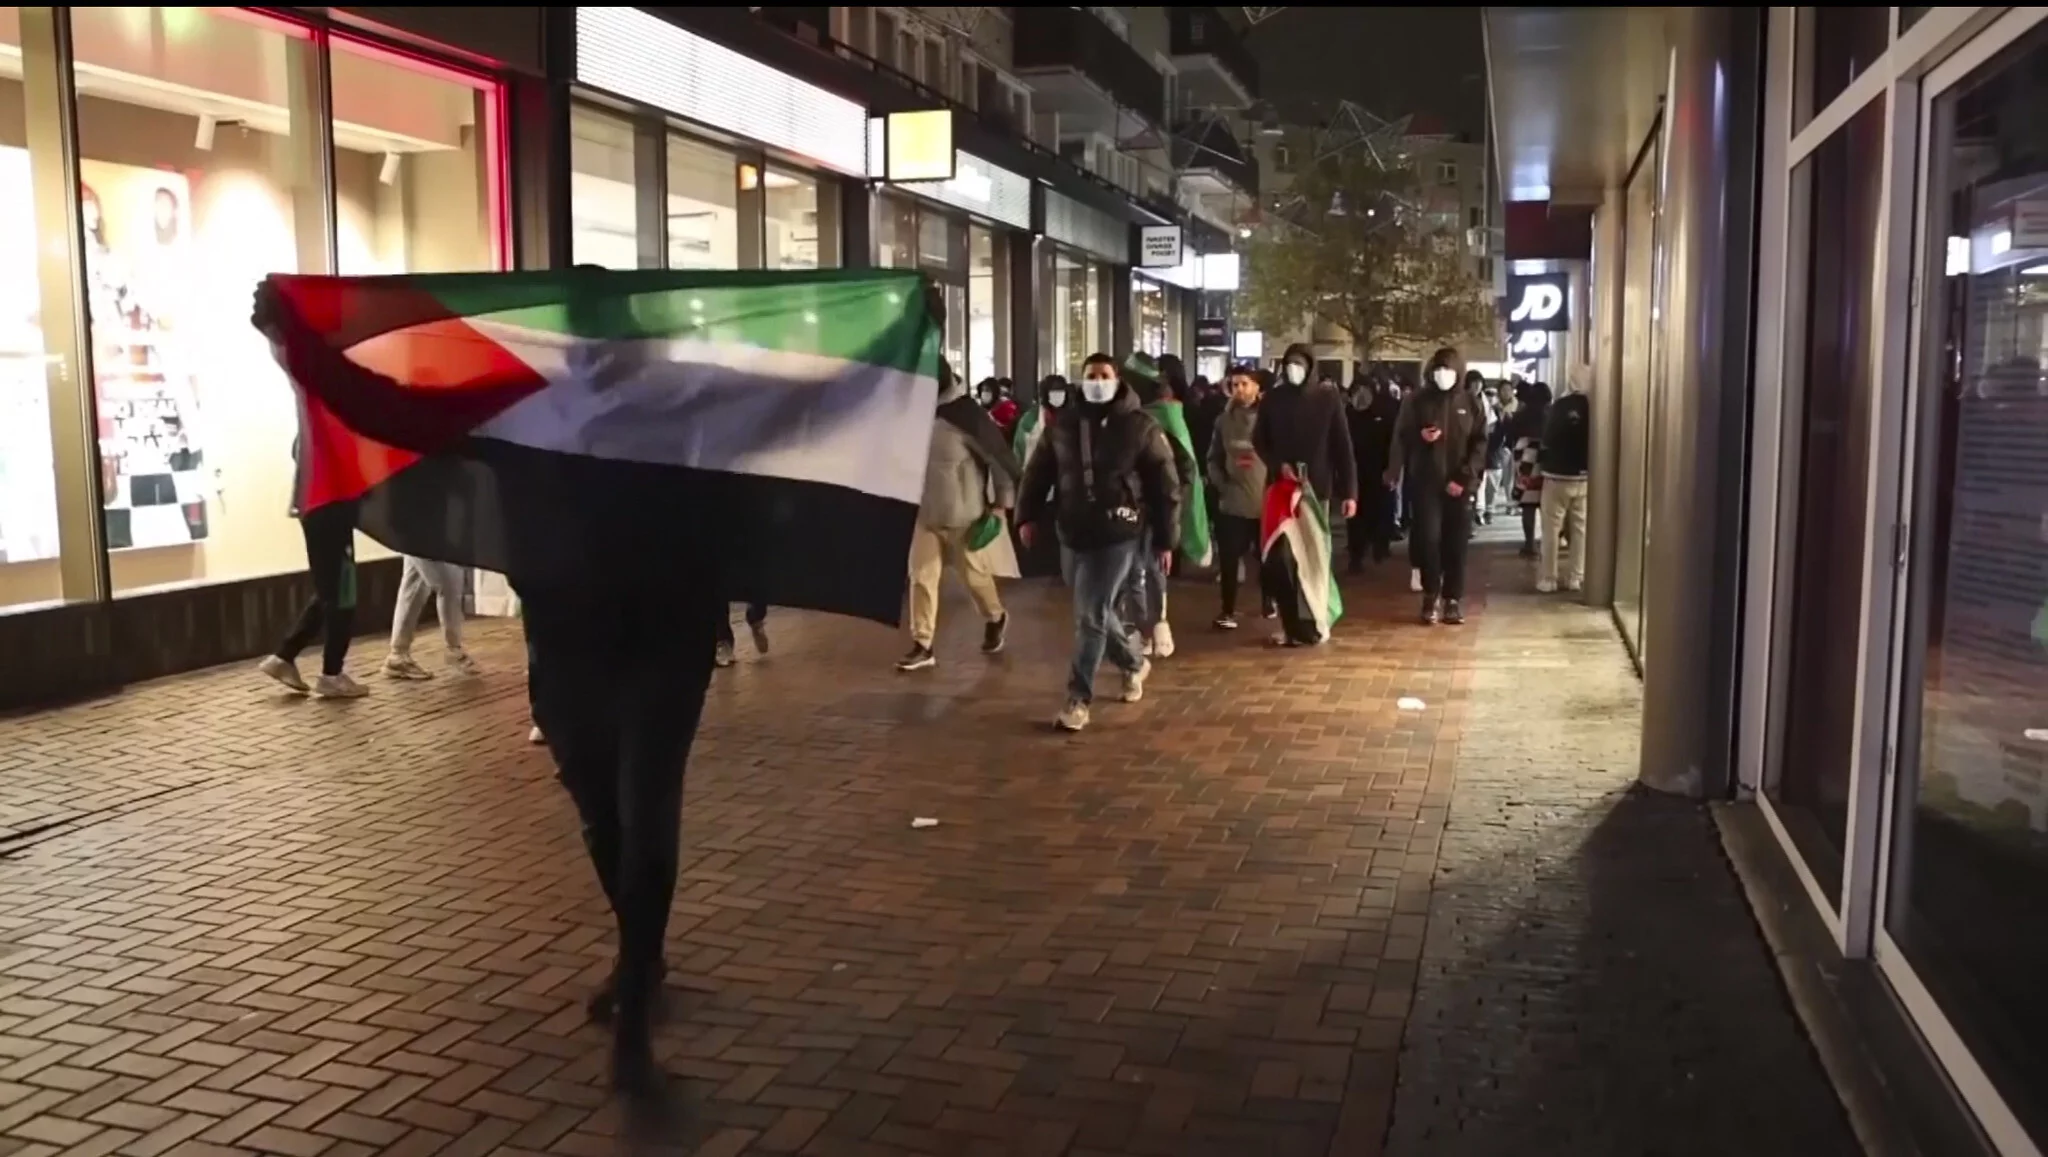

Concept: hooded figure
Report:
left=1388, top=346, right=1488, bottom=624
left=900, top=362, right=1020, bottom=671
left=1252, top=343, right=1357, bottom=516
left=1117, top=352, right=1210, bottom=657
left=1345, top=371, right=1401, bottom=568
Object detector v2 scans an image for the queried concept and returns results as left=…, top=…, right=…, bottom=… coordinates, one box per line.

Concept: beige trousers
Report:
left=907, top=523, right=1004, bottom=646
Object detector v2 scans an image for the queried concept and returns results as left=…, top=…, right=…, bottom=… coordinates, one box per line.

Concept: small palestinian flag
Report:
left=263, top=267, right=942, bottom=627
left=1260, top=474, right=1343, bottom=644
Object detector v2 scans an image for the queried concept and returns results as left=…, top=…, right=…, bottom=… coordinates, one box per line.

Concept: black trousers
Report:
left=523, top=578, right=721, bottom=1008
left=1348, top=485, right=1395, bottom=565
left=713, top=603, right=769, bottom=646
left=1412, top=485, right=1474, bottom=601
left=276, top=502, right=358, bottom=676
left=1214, top=513, right=1263, bottom=615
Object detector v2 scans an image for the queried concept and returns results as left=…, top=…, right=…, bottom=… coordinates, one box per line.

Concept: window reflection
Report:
left=1890, top=20, right=2048, bottom=1143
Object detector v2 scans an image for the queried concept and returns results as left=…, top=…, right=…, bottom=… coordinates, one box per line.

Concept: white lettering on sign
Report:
left=1510, top=329, right=1551, bottom=355
left=1510, top=282, right=1565, bottom=324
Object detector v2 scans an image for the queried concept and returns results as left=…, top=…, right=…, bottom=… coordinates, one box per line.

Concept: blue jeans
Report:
left=1065, top=539, right=1144, bottom=704
left=1120, top=541, right=1167, bottom=631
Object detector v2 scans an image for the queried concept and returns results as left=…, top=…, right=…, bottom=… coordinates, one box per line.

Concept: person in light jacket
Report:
left=899, top=362, right=1019, bottom=672
left=1206, top=364, right=1268, bottom=629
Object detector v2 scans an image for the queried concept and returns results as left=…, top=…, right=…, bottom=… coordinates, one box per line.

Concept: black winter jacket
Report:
left=1253, top=381, right=1357, bottom=505
left=1539, top=393, right=1591, bottom=477
left=1389, top=385, right=1489, bottom=493
left=1017, top=386, right=1183, bottom=552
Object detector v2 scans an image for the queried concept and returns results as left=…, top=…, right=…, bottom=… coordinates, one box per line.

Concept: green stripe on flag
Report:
left=408, top=268, right=935, bottom=375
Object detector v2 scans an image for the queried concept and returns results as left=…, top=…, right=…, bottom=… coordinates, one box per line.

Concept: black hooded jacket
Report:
left=1016, top=384, right=1183, bottom=552
left=1253, top=343, right=1357, bottom=504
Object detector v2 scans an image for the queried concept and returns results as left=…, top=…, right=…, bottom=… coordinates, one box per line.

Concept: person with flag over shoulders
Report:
left=245, top=264, right=950, bottom=1097
left=1016, top=352, right=1182, bottom=732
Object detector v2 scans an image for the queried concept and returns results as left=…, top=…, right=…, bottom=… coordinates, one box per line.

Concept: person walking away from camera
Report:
left=1255, top=342, right=1358, bottom=532
left=259, top=438, right=367, bottom=699
left=899, top=362, right=1018, bottom=672
left=1537, top=375, right=1592, bottom=593
left=1017, top=352, right=1181, bottom=732
left=381, top=555, right=478, bottom=679
left=1388, top=347, right=1487, bottom=625
left=1506, top=380, right=1552, bottom=557
left=1207, top=364, right=1268, bottom=629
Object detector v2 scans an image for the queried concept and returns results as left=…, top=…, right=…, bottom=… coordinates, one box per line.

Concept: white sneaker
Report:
left=382, top=654, right=433, bottom=680
left=714, top=641, right=736, bottom=668
left=528, top=725, right=545, bottom=745
left=313, top=673, right=368, bottom=699
left=1121, top=658, right=1152, bottom=703
left=1409, top=568, right=1424, bottom=593
left=446, top=650, right=480, bottom=676
left=1151, top=622, right=1176, bottom=659
left=259, top=655, right=309, bottom=694
left=1055, top=700, right=1090, bottom=732
left=1535, top=579, right=1558, bottom=594
left=1564, top=579, right=1584, bottom=593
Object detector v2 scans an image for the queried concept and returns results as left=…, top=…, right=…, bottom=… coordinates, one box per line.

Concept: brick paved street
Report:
left=0, top=540, right=1855, bottom=1156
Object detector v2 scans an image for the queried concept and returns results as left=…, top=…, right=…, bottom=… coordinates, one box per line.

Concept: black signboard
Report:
left=1195, top=317, right=1229, bottom=348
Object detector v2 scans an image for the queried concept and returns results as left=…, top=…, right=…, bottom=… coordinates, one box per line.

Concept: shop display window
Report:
left=1134, top=276, right=1168, bottom=358
left=968, top=225, right=1001, bottom=384
left=1770, top=99, right=1887, bottom=898
left=876, top=193, right=917, bottom=270
left=763, top=167, right=825, bottom=270
left=570, top=104, right=639, bottom=269
left=69, top=7, right=323, bottom=595
left=0, top=6, right=62, bottom=608
left=666, top=132, right=739, bottom=270
left=1890, top=19, right=2048, bottom=1141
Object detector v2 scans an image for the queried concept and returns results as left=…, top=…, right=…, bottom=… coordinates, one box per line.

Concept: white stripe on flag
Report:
left=467, top=322, right=938, bottom=506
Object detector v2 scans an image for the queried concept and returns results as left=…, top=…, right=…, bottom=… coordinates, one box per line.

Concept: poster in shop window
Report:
left=0, top=147, right=61, bottom=565
left=78, top=157, right=211, bottom=552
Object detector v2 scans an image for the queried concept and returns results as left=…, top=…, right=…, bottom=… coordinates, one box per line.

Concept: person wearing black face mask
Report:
left=1016, top=353, right=1182, bottom=733
left=1387, top=346, right=1488, bottom=624
left=1253, top=343, right=1357, bottom=525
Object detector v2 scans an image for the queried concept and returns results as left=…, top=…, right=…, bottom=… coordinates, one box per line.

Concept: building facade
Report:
left=1487, top=8, right=2048, bottom=1154
left=0, top=5, right=1260, bottom=707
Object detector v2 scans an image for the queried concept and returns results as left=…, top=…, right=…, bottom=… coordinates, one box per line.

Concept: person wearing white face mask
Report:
left=1386, top=347, right=1489, bottom=625
left=1016, top=353, right=1182, bottom=732
left=1252, top=345, right=1358, bottom=527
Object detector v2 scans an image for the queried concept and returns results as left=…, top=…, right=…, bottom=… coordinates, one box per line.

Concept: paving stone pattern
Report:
left=1383, top=559, right=1862, bottom=1157
left=0, top=541, right=1856, bottom=1156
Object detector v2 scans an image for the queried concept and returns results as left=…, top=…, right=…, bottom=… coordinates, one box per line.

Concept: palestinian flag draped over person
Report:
left=1121, top=352, right=1212, bottom=566
left=1261, top=474, right=1343, bottom=645
left=258, top=267, right=942, bottom=627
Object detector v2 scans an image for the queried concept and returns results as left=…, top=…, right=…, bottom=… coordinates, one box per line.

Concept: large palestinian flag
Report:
left=1260, top=475, right=1343, bottom=644
left=263, top=267, right=941, bottom=626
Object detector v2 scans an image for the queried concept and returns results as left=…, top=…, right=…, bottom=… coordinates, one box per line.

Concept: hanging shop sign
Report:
left=1233, top=329, right=1265, bottom=359
left=1504, top=272, right=1570, bottom=332
left=575, top=8, right=868, bottom=176
left=883, top=139, right=1032, bottom=232
left=1509, top=329, right=1553, bottom=357
left=1137, top=224, right=1184, bottom=268
left=880, top=109, right=956, bottom=182
left=1195, top=317, right=1229, bottom=348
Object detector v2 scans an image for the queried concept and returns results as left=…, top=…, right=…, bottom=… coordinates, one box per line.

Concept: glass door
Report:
left=1882, top=11, right=2048, bottom=1153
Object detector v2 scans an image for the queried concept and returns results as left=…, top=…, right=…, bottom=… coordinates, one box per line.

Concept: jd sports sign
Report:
left=1505, top=273, right=1570, bottom=333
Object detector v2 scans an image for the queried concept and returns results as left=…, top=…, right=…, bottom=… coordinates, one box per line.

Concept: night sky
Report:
left=1247, top=6, right=1489, bottom=142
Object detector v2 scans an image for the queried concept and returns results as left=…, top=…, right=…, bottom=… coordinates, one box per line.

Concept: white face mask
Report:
left=1432, top=367, right=1458, bottom=391
left=1045, top=389, right=1067, bottom=407
left=1080, top=376, right=1118, bottom=404
left=1283, top=363, right=1308, bottom=386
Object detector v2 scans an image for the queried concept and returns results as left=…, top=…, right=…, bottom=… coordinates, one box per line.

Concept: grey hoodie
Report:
left=1206, top=400, right=1267, bottom=519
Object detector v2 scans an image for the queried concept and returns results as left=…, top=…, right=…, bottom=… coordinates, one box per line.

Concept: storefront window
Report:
left=1134, top=276, right=1168, bottom=358
left=1063, top=252, right=1098, bottom=377
left=0, top=7, right=63, bottom=608
left=70, top=7, right=323, bottom=594
left=763, top=168, right=822, bottom=270
left=876, top=193, right=917, bottom=269
left=1798, top=7, right=1890, bottom=127
left=570, top=105, right=639, bottom=268
left=1890, top=19, right=2048, bottom=1141
left=968, top=225, right=1000, bottom=384
left=667, top=132, right=738, bottom=270
left=1770, top=100, right=1886, bottom=899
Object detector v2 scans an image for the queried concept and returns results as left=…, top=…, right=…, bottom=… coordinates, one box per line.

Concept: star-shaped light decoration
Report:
left=1241, top=7, right=1289, bottom=25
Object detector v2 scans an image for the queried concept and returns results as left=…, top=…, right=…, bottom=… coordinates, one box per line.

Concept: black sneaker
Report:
left=1442, top=599, right=1466, bottom=626
left=896, top=644, right=937, bottom=672
left=1419, top=597, right=1439, bottom=626
left=982, top=614, right=1008, bottom=655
